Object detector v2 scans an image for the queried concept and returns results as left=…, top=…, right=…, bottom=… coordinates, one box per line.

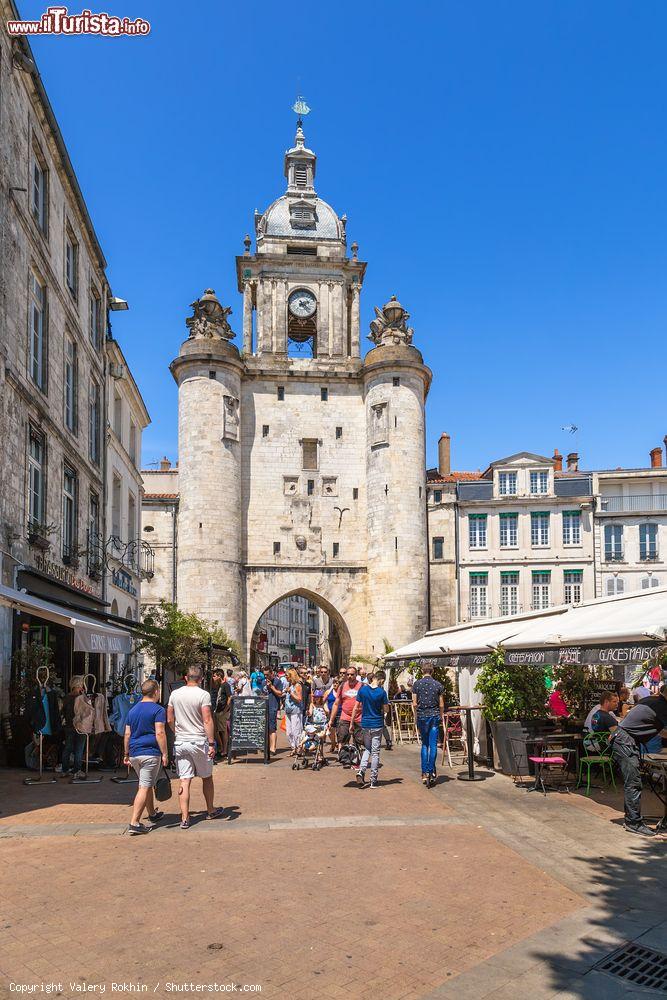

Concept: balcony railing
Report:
left=603, top=549, right=625, bottom=563
left=601, top=494, right=667, bottom=513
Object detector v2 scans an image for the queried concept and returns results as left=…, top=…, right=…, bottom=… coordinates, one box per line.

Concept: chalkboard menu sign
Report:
left=228, top=696, right=269, bottom=764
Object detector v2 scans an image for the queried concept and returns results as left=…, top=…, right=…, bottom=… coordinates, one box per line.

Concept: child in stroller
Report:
left=292, top=690, right=330, bottom=771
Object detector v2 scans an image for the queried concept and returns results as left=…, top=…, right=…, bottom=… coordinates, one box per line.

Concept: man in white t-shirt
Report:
left=167, top=664, right=222, bottom=829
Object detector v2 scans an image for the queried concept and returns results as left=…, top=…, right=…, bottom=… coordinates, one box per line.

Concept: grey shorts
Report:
left=174, top=740, right=213, bottom=779
left=130, top=754, right=161, bottom=788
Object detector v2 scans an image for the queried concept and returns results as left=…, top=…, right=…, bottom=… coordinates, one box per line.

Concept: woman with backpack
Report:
left=284, top=668, right=304, bottom=753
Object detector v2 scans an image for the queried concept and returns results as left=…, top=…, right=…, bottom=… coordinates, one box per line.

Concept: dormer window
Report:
left=530, top=470, right=549, bottom=495
left=498, top=471, right=517, bottom=496
left=290, top=201, right=316, bottom=230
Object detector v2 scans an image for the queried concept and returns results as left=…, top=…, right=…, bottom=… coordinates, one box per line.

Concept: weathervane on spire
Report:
left=292, top=96, right=311, bottom=122
left=291, top=95, right=310, bottom=148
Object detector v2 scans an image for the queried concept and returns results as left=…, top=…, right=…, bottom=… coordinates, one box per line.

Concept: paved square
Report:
left=0, top=744, right=664, bottom=1000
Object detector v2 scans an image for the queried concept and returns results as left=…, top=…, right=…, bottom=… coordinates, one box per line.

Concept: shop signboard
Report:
left=393, top=642, right=662, bottom=678
left=228, top=695, right=269, bottom=764
left=32, top=554, right=95, bottom=596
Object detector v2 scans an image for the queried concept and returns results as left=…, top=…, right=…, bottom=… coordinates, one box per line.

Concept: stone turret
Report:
left=363, top=296, right=431, bottom=652
left=170, top=290, right=243, bottom=644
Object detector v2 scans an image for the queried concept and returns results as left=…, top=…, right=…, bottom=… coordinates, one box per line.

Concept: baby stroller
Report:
left=338, top=734, right=362, bottom=769
left=292, top=724, right=329, bottom=771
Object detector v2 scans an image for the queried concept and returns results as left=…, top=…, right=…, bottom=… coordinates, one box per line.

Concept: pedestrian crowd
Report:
left=123, top=660, right=449, bottom=833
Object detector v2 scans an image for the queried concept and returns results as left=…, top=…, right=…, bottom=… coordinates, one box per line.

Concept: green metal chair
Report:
left=576, top=732, right=616, bottom=795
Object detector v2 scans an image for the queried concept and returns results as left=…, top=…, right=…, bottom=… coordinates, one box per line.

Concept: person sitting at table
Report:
left=616, top=686, right=632, bottom=719
left=584, top=691, right=619, bottom=732
left=609, top=683, right=667, bottom=837
left=547, top=683, right=570, bottom=719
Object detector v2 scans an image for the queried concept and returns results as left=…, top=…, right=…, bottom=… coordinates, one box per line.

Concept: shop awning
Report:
left=386, top=587, right=667, bottom=667
left=0, top=583, right=133, bottom=654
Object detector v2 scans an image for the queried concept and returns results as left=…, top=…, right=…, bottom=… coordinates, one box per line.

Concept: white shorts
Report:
left=174, top=741, right=213, bottom=779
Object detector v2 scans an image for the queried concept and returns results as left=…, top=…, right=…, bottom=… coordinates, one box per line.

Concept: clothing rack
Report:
left=70, top=673, right=103, bottom=784
left=23, top=666, right=57, bottom=786
left=110, top=673, right=139, bottom=783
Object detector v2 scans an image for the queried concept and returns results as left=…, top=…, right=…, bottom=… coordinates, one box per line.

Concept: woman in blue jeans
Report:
left=411, top=665, right=445, bottom=786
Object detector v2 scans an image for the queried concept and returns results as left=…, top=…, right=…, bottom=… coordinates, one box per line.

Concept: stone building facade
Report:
left=143, top=115, right=431, bottom=662
left=105, top=337, right=151, bottom=627
left=0, top=14, right=149, bottom=712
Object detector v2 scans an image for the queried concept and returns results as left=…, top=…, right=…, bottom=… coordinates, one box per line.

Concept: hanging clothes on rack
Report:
left=73, top=692, right=111, bottom=736
left=109, top=690, right=142, bottom=736
left=25, top=686, right=62, bottom=736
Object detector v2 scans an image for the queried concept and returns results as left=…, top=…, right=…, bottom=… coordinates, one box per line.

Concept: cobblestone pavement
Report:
left=0, top=744, right=664, bottom=1000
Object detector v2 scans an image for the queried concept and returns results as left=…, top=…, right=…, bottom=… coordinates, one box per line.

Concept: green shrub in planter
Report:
left=475, top=647, right=547, bottom=722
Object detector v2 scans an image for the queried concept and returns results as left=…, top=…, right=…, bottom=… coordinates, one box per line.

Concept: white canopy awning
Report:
left=503, top=587, right=667, bottom=649
left=386, top=587, right=667, bottom=664
left=0, top=583, right=133, bottom=654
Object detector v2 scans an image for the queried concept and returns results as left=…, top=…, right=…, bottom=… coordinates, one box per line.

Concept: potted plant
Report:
left=475, top=647, right=551, bottom=775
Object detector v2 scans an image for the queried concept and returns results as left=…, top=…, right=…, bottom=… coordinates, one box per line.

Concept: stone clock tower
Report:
left=168, top=107, right=432, bottom=662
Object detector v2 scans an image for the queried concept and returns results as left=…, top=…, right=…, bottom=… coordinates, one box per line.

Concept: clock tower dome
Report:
left=235, top=106, right=365, bottom=365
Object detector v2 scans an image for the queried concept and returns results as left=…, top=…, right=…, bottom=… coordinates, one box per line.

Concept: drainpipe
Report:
left=171, top=503, right=177, bottom=604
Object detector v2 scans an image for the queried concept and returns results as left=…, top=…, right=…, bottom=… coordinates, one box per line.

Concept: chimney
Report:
left=159, top=456, right=171, bottom=472
left=650, top=447, right=662, bottom=469
left=438, top=432, right=451, bottom=477
left=664, top=434, right=667, bottom=465
left=566, top=452, right=579, bottom=472
left=552, top=448, right=563, bottom=472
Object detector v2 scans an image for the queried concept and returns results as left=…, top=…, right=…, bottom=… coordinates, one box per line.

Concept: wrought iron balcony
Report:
left=603, top=549, right=625, bottom=563
left=600, top=494, right=667, bottom=513
left=86, top=530, right=155, bottom=581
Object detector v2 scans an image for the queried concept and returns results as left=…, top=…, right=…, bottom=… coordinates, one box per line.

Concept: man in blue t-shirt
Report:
left=124, top=679, right=168, bottom=835
left=349, top=671, right=389, bottom=788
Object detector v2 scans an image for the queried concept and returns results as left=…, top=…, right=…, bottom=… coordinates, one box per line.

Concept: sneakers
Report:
left=355, top=770, right=365, bottom=787
left=128, top=823, right=151, bottom=836
left=369, top=779, right=378, bottom=788
left=624, top=822, right=656, bottom=837
left=74, top=770, right=86, bottom=780
left=422, top=773, right=428, bottom=785
left=147, top=811, right=164, bottom=825
left=55, top=764, right=63, bottom=773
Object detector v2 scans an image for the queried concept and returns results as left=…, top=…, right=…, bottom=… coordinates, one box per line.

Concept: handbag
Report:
left=155, top=765, right=172, bottom=802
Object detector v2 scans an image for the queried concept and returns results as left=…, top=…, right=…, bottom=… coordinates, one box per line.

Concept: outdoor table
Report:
left=643, top=751, right=667, bottom=832
left=457, top=705, right=487, bottom=782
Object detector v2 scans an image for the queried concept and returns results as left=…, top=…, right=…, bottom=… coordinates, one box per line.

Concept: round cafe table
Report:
left=457, top=705, right=487, bottom=782
left=644, top=751, right=667, bottom=832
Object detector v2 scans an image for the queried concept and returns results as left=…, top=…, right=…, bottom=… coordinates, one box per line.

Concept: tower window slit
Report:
left=353, top=488, right=359, bottom=500
left=336, top=426, right=342, bottom=439
left=262, top=425, right=269, bottom=438
left=273, top=541, right=280, bottom=555
left=277, top=386, right=285, bottom=401
left=321, top=387, right=328, bottom=401
left=333, top=542, right=340, bottom=558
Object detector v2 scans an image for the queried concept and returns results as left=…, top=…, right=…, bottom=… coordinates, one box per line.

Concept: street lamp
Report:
left=109, top=297, right=129, bottom=311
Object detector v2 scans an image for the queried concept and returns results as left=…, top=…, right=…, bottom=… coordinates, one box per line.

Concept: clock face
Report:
left=288, top=288, right=317, bottom=319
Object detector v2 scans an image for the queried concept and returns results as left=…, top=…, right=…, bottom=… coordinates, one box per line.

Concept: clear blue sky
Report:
left=22, top=0, right=667, bottom=473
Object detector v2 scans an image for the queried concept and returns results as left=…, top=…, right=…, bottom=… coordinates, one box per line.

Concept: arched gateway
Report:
left=144, top=110, right=433, bottom=664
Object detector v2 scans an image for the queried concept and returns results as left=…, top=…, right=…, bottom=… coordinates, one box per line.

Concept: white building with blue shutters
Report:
left=594, top=443, right=667, bottom=599
left=455, top=450, right=595, bottom=621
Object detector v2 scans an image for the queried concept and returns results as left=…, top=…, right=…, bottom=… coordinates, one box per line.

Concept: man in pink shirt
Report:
left=329, top=666, right=364, bottom=749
